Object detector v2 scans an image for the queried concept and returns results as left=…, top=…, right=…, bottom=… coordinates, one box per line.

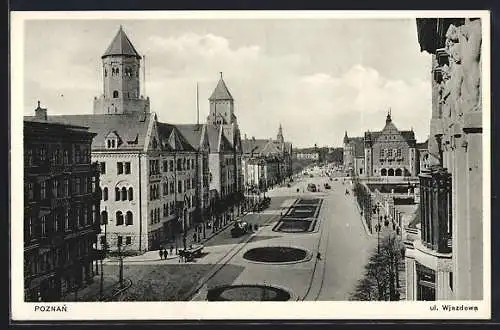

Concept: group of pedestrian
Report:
left=159, top=246, right=174, bottom=260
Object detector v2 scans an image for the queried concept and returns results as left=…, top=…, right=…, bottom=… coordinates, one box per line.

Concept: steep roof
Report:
left=175, top=124, right=205, bottom=150
left=102, top=26, right=141, bottom=59
left=24, top=112, right=151, bottom=150
left=157, top=122, right=195, bottom=152
left=242, top=138, right=268, bottom=155
left=205, top=124, right=233, bottom=152
left=209, top=76, right=233, bottom=101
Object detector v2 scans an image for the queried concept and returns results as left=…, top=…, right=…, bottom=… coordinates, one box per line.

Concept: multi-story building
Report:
left=24, top=108, right=100, bottom=302
left=405, top=17, right=483, bottom=300
left=295, top=152, right=320, bottom=161
left=241, top=126, right=293, bottom=189
left=25, top=26, right=201, bottom=252
left=205, top=74, right=245, bottom=225
left=343, top=112, right=420, bottom=178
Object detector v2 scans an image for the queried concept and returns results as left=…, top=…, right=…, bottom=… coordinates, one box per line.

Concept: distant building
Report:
left=295, top=152, right=319, bottom=161
left=343, top=111, right=420, bottom=178
left=241, top=126, right=293, bottom=190
left=24, top=114, right=100, bottom=302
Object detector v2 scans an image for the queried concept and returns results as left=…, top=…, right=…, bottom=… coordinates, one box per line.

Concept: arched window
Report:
left=128, top=187, right=133, bottom=201
left=126, top=211, right=133, bottom=225
left=121, top=187, right=127, bottom=201
left=104, top=68, right=107, bottom=77
left=116, top=211, right=123, bottom=225
left=381, top=168, right=387, bottom=176
left=388, top=168, right=395, bottom=176
left=112, top=68, right=115, bottom=75
left=115, top=187, right=120, bottom=201
left=395, top=168, right=402, bottom=176
left=101, top=210, right=108, bottom=225
left=113, top=91, right=119, bottom=98
left=103, top=187, right=108, bottom=201
left=116, top=68, right=119, bottom=75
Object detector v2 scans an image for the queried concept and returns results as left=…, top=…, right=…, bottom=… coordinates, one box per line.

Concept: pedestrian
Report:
left=170, top=245, right=173, bottom=256
left=163, top=248, right=168, bottom=258
left=193, top=232, right=197, bottom=243
left=159, top=249, right=164, bottom=260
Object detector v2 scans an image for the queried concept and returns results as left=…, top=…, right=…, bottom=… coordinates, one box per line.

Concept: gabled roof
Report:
left=205, top=124, right=233, bottom=153
left=242, top=138, right=268, bottom=155
left=157, top=122, right=195, bottom=152
left=209, top=76, right=233, bottom=101
left=24, top=112, right=152, bottom=150
left=102, top=26, right=142, bottom=59
left=175, top=124, right=205, bottom=150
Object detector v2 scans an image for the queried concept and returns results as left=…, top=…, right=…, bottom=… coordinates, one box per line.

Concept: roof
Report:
left=416, top=139, right=429, bottom=150
left=102, top=26, right=141, bottom=59
left=24, top=119, right=96, bottom=137
left=24, top=112, right=151, bottom=150
left=242, top=138, right=268, bottom=155
left=209, top=76, right=233, bottom=101
left=157, top=122, right=195, bottom=152
left=175, top=124, right=205, bottom=150
left=205, top=124, right=233, bottom=152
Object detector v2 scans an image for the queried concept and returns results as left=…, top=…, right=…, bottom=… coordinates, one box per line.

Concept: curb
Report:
left=184, top=212, right=281, bottom=301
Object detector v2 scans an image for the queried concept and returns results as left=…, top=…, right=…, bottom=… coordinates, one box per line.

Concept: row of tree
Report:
left=350, top=234, right=405, bottom=301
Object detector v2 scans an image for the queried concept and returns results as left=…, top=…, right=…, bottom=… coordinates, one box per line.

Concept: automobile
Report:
left=231, top=221, right=249, bottom=238
left=324, top=183, right=331, bottom=190
left=309, top=174, right=314, bottom=178
left=286, top=183, right=291, bottom=188
left=334, top=178, right=338, bottom=181
left=307, top=183, right=317, bottom=192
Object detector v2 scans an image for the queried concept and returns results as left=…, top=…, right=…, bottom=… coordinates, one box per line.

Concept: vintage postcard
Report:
left=10, top=10, right=491, bottom=321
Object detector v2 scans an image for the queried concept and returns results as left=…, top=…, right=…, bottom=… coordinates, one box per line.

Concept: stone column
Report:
left=405, top=257, right=416, bottom=300
left=464, top=111, right=483, bottom=300
left=452, top=131, right=471, bottom=299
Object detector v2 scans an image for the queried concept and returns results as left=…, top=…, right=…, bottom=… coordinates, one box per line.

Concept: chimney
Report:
left=35, top=101, right=48, bottom=120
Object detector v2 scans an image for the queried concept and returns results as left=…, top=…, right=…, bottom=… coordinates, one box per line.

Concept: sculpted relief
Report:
left=442, top=19, right=482, bottom=121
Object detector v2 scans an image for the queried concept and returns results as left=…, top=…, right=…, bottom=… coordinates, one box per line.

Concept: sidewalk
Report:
left=59, top=274, right=131, bottom=302
left=106, top=208, right=250, bottom=265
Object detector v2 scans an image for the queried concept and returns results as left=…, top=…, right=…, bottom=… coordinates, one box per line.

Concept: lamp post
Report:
left=117, top=239, right=124, bottom=288
left=373, top=202, right=381, bottom=253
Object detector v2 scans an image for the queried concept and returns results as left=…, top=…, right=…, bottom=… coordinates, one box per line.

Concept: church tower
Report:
left=277, top=124, right=284, bottom=145
left=207, top=72, right=236, bottom=126
left=93, top=26, right=150, bottom=115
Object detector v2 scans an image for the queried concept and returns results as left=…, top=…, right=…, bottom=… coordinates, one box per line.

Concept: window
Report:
left=103, top=187, right=108, bottom=201
left=107, top=140, right=111, bottom=149
left=150, top=210, right=154, bottom=224
left=125, top=162, right=131, bottom=174
left=396, top=149, right=402, bottom=158
left=187, top=159, right=191, bottom=170
left=116, top=211, right=124, bottom=225
left=192, top=177, right=196, bottom=188
left=126, top=236, right=131, bottom=245
left=178, top=181, right=182, bottom=194
left=380, top=149, right=385, bottom=158
left=387, top=149, right=392, bottom=158
left=120, top=187, right=126, bottom=201
left=186, top=179, right=191, bottom=190
left=27, top=182, right=34, bottom=200
left=170, top=182, right=174, bottom=194
left=113, top=91, right=119, bottom=98
left=128, top=187, right=133, bottom=201
left=83, top=207, right=89, bottom=226
left=39, top=146, right=47, bottom=162
left=117, top=162, right=123, bottom=174
left=117, top=236, right=123, bottom=247
left=63, top=150, right=69, bottom=164
left=65, top=209, right=70, bottom=231
left=169, top=160, right=174, bottom=172
left=177, top=159, right=182, bottom=171
left=101, top=211, right=108, bottom=225
left=115, top=187, right=120, bottom=201
left=163, top=161, right=168, bottom=172
left=75, top=147, right=81, bottom=164
left=126, top=211, right=133, bottom=225
left=40, top=181, right=47, bottom=200
left=163, top=182, right=168, bottom=196
left=100, top=162, right=106, bottom=174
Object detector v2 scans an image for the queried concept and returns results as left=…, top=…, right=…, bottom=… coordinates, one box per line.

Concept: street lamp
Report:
left=373, top=202, right=381, bottom=253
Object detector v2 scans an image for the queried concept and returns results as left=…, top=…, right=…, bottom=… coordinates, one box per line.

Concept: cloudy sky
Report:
left=23, top=17, right=432, bottom=148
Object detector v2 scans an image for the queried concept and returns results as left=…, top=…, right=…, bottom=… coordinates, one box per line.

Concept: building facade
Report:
left=343, top=112, right=420, bottom=178
left=24, top=113, right=100, bottom=302
left=25, top=27, right=203, bottom=253
left=405, top=17, right=483, bottom=301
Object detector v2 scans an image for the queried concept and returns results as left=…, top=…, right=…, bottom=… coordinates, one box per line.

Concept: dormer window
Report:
left=105, top=131, right=120, bottom=149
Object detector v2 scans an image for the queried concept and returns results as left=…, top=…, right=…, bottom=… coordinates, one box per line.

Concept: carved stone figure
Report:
left=444, top=26, right=465, bottom=121
left=459, top=19, right=482, bottom=114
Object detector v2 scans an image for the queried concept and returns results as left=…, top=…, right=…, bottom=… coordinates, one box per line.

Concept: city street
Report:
left=189, top=170, right=378, bottom=301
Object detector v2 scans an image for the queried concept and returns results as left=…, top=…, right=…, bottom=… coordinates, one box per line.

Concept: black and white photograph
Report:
left=10, top=10, right=490, bottom=320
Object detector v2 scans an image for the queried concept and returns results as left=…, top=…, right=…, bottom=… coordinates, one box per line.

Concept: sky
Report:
left=23, top=17, right=432, bottom=148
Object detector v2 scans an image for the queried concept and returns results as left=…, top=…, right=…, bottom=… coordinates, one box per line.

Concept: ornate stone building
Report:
left=24, top=111, right=100, bottom=302
left=405, top=17, right=483, bottom=301
left=26, top=27, right=202, bottom=252
left=204, top=74, right=245, bottom=227
left=343, top=112, right=419, bottom=178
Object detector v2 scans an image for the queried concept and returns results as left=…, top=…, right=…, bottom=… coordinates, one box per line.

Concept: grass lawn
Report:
left=103, top=263, right=213, bottom=301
